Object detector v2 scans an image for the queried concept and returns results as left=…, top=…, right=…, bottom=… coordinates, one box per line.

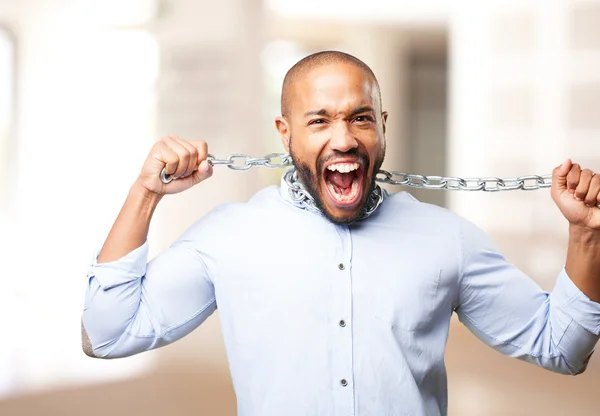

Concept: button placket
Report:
left=331, top=226, right=354, bottom=414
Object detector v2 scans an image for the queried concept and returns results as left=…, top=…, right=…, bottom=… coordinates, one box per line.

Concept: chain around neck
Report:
left=283, top=168, right=387, bottom=221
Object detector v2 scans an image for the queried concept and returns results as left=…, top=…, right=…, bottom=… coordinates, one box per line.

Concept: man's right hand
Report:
left=137, top=136, right=213, bottom=195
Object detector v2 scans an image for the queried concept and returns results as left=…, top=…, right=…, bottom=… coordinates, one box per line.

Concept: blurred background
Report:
left=0, top=0, right=599, bottom=414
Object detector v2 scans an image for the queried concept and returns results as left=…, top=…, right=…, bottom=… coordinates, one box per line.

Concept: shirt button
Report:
left=339, top=320, right=346, bottom=327
left=340, top=379, right=348, bottom=387
left=338, top=263, right=345, bottom=270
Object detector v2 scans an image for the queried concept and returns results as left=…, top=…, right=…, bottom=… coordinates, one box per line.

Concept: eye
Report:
left=354, top=115, right=374, bottom=123
left=309, top=118, right=327, bottom=125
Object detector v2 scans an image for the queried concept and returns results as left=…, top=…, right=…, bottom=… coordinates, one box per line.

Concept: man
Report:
left=82, top=51, right=600, bottom=416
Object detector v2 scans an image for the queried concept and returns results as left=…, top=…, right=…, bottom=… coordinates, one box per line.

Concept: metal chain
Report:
left=375, top=170, right=552, bottom=192
left=160, top=152, right=548, bottom=192
left=160, top=153, right=292, bottom=183
left=207, top=153, right=293, bottom=170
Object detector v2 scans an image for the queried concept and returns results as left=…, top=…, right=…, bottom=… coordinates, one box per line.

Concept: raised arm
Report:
left=98, top=135, right=212, bottom=263
left=455, top=160, right=600, bottom=375
left=82, top=136, right=214, bottom=358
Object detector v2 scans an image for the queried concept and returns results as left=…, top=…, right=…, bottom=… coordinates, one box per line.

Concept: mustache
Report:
left=317, top=149, right=370, bottom=173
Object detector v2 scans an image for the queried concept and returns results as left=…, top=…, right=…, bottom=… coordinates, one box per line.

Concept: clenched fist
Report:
left=137, top=136, right=213, bottom=195
left=552, top=159, right=600, bottom=230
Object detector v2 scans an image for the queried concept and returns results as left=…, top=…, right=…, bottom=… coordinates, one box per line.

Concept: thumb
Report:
left=552, top=158, right=572, bottom=194
left=191, top=159, right=213, bottom=184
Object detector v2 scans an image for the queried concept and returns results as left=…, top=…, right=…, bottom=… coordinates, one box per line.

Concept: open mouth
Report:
left=323, top=161, right=364, bottom=207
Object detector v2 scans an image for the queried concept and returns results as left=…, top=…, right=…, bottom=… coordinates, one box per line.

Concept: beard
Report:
left=289, top=139, right=385, bottom=225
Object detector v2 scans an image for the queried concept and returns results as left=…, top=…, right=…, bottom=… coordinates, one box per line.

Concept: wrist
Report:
left=568, top=224, right=600, bottom=246
left=130, top=180, right=163, bottom=210
left=566, top=225, right=600, bottom=303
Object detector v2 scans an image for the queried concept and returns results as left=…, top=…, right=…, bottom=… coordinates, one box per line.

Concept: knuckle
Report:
left=178, top=154, right=190, bottom=167
left=165, top=157, right=178, bottom=166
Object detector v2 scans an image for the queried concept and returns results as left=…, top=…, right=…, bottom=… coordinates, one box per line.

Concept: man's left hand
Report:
left=552, top=159, right=600, bottom=230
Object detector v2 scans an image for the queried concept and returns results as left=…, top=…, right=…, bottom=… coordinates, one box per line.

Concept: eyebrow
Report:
left=348, top=105, right=375, bottom=117
left=303, top=108, right=329, bottom=118
left=303, top=105, right=376, bottom=118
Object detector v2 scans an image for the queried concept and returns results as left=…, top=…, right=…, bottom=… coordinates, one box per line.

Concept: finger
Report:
left=575, top=168, right=594, bottom=201
left=567, top=163, right=582, bottom=192
left=552, top=159, right=572, bottom=194
left=163, top=136, right=192, bottom=178
left=189, top=141, right=209, bottom=169
left=171, top=137, right=200, bottom=177
left=159, top=145, right=180, bottom=177
left=188, top=140, right=208, bottom=160
left=585, top=173, right=600, bottom=206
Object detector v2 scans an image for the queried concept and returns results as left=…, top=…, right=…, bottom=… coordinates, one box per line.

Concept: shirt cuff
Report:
left=87, top=240, right=149, bottom=290
left=551, top=268, right=600, bottom=336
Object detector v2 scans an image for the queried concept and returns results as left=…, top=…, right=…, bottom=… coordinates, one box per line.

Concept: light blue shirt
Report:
left=83, top=176, right=600, bottom=416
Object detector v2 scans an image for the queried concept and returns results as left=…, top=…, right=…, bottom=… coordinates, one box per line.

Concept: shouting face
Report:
left=276, top=61, right=388, bottom=224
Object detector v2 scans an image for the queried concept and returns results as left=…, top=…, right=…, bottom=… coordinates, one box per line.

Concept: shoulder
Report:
left=380, top=191, right=498, bottom=252
left=380, top=191, right=463, bottom=226
left=376, top=190, right=493, bottom=245
left=177, top=185, right=284, bottom=241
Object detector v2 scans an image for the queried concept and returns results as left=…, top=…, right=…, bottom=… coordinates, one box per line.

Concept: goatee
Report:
left=289, top=143, right=385, bottom=225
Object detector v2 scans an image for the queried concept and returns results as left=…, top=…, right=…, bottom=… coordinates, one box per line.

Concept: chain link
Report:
left=207, top=153, right=293, bottom=171
left=160, top=153, right=293, bottom=182
left=160, top=152, right=551, bottom=192
left=374, top=170, right=553, bottom=192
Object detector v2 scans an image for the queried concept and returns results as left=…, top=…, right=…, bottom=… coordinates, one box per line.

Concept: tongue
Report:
left=328, top=171, right=355, bottom=189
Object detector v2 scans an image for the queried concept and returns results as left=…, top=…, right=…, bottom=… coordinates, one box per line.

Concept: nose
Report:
left=329, top=121, right=358, bottom=153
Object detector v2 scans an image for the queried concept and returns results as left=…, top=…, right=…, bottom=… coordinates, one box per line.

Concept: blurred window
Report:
left=0, top=23, right=159, bottom=398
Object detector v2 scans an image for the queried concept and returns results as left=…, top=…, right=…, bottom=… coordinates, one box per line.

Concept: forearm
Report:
left=98, top=181, right=162, bottom=263
left=565, top=224, right=600, bottom=303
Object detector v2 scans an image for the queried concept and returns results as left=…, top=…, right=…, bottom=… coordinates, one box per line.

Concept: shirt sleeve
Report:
left=455, top=217, right=600, bottom=375
left=82, top=223, right=217, bottom=359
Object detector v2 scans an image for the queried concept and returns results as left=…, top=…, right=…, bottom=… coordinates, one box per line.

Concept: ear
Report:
left=381, top=111, right=388, bottom=135
left=275, top=116, right=291, bottom=152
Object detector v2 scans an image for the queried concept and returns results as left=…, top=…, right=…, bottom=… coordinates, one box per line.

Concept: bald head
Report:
left=281, top=51, right=382, bottom=117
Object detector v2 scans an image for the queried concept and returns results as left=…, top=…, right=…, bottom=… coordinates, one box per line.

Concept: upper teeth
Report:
left=327, top=163, right=359, bottom=173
